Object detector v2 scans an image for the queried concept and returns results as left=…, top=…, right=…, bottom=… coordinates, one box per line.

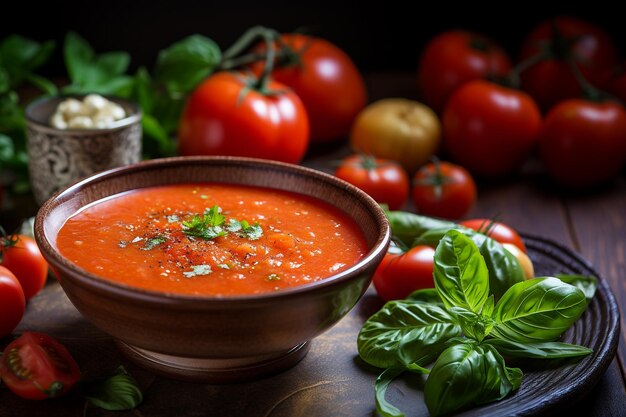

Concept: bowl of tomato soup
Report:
left=34, top=156, right=390, bottom=382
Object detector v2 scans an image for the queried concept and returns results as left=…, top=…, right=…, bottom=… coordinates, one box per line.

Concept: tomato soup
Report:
left=56, top=183, right=368, bottom=296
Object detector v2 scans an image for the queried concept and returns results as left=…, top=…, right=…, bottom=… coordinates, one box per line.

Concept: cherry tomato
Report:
left=255, top=34, right=366, bottom=143
left=373, top=245, right=435, bottom=301
left=503, top=243, right=534, bottom=280
left=519, top=16, right=619, bottom=112
left=412, top=160, right=477, bottom=220
left=1, top=234, right=48, bottom=300
left=418, top=30, right=512, bottom=114
left=538, top=99, right=626, bottom=188
left=459, top=218, right=527, bottom=253
left=350, top=98, right=441, bottom=174
left=0, top=266, right=25, bottom=338
left=334, top=155, right=409, bottom=210
left=178, top=71, right=309, bottom=164
left=442, top=80, right=542, bottom=177
left=0, top=332, right=80, bottom=400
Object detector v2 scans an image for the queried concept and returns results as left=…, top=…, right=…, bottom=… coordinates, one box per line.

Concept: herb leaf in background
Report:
left=555, top=273, right=598, bottom=300
left=84, top=366, right=143, bottom=411
left=62, top=31, right=133, bottom=95
left=0, top=35, right=56, bottom=95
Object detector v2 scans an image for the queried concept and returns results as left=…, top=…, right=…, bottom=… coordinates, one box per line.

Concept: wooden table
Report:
left=0, top=73, right=624, bottom=416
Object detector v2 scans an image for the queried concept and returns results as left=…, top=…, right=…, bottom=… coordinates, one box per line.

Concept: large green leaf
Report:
left=385, top=211, right=457, bottom=248
left=433, top=230, right=489, bottom=313
left=491, top=277, right=587, bottom=343
left=357, top=300, right=460, bottom=369
left=484, top=338, right=592, bottom=359
left=555, top=274, right=598, bottom=300
left=424, top=343, right=520, bottom=416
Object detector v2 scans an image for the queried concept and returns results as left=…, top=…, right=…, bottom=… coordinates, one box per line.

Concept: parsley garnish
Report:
left=141, top=235, right=167, bottom=251
left=183, top=264, right=213, bottom=278
left=227, top=219, right=263, bottom=240
left=182, top=206, right=227, bottom=240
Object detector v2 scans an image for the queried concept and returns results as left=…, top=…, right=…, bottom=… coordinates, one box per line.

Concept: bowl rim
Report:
left=25, top=94, right=142, bottom=134
left=35, top=156, right=391, bottom=307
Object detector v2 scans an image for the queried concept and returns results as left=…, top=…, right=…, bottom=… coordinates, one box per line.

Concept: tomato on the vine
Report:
left=538, top=99, right=626, bottom=188
left=254, top=33, right=366, bottom=143
left=459, top=218, right=527, bottom=253
left=178, top=71, right=309, bottom=164
left=0, top=332, right=81, bottom=400
left=373, top=245, right=435, bottom=301
left=334, top=155, right=409, bottom=210
left=442, top=80, right=542, bottom=177
left=412, top=160, right=476, bottom=220
left=519, top=16, right=619, bottom=112
left=418, top=30, right=512, bottom=114
left=1, top=234, right=48, bottom=301
left=0, top=266, right=25, bottom=339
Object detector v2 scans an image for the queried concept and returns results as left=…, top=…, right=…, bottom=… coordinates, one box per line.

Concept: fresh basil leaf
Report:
left=424, top=343, right=519, bottom=416
left=358, top=300, right=461, bottom=368
left=484, top=338, right=593, bottom=359
left=64, top=31, right=96, bottom=84
left=434, top=230, right=489, bottom=313
left=491, top=277, right=587, bottom=343
left=374, top=368, right=407, bottom=417
left=84, top=366, right=143, bottom=411
left=450, top=307, right=494, bottom=342
left=555, top=274, right=598, bottom=300
left=132, top=67, right=154, bottom=114
left=481, top=295, right=495, bottom=317
left=405, top=288, right=443, bottom=305
left=141, top=114, right=175, bottom=156
left=0, top=35, right=55, bottom=86
left=0, top=133, right=14, bottom=160
left=505, top=365, right=523, bottom=391
left=154, top=34, right=221, bottom=95
left=385, top=211, right=457, bottom=248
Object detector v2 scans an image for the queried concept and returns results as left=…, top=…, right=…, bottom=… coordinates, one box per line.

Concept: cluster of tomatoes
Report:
left=0, top=233, right=81, bottom=400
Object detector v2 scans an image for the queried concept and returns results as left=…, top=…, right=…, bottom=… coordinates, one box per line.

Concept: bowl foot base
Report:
left=116, top=340, right=311, bottom=383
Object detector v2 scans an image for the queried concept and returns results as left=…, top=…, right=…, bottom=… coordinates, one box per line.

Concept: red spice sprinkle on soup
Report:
left=56, top=183, right=368, bottom=296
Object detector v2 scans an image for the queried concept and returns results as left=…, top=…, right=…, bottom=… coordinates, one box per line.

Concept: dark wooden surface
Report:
left=0, top=73, right=625, bottom=416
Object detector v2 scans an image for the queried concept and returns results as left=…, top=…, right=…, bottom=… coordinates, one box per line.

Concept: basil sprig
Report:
left=83, top=366, right=143, bottom=411
left=358, top=230, right=594, bottom=417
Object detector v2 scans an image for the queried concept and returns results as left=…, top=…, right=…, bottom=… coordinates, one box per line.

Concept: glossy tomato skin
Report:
left=519, top=16, right=619, bottom=112
left=538, top=99, right=626, bottom=188
left=418, top=30, right=512, bottom=114
left=262, top=34, right=366, bottom=143
left=373, top=245, right=435, bottom=301
left=0, top=266, right=25, bottom=338
left=334, top=155, right=409, bottom=210
left=442, top=80, right=542, bottom=177
left=178, top=71, right=309, bottom=164
left=412, top=161, right=477, bottom=219
left=1, top=235, right=48, bottom=300
left=0, top=332, right=81, bottom=400
left=460, top=218, right=527, bottom=253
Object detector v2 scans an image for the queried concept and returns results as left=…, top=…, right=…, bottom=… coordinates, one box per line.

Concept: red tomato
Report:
left=0, top=266, right=25, bottom=338
left=412, top=160, right=477, bottom=219
left=519, top=16, right=619, bottom=112
left=1, top=235, right=48, bottom=300
left=538, top=99, right=626, bottom=188
left=334, top=155, right=409, bottom=210
left=418, top=30, right=512, bottom=114
left=255, top=34, right=367, bottom=143
left=442, top=80, right=542, bottom=177
left=459, top=218, right=527, bottom=253
left=0, top=332, right=80, bottom=400
left=373, top=245, right=435, bottom=301
left=178, top=71, right=309, bottom=164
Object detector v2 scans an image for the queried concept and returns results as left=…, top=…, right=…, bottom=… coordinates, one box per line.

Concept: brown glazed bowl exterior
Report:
left=34, top=156, right=390, bottom=382
left=25, top=95, right=142, bottom=206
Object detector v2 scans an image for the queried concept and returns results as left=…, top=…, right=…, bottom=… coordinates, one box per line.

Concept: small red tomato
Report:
left=519, top=16, right=619, bottom=111
left=0, top=266, right=25, bottom=338
left=442, top=80, right=542, bottom=177
left=418, top=30, right=512, bottom=114
left=538, top=99, right=626, bottom=188
left=373, top=245, right=436, bottom=301
left=255, top=34, right=367, bottom=143
left=412, top=160, right=477, bottom=219
left=1, top=234, right=48, bottom=300
left=459, top=218, right=527, bottom=253
left=334, top=155, right=409, bottom=210
left=178, top=71, right=309, bottom=164
left=0, top=332, right=81, bottom=400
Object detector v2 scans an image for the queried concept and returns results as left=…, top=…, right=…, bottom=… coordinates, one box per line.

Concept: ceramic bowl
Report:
left=25, top=95, right=142, bottom=206
left=34, top=156, right=390, bottom=383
